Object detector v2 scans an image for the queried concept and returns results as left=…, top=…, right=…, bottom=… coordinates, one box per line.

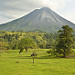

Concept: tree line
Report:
left=0, top=25, right=75, bottom=57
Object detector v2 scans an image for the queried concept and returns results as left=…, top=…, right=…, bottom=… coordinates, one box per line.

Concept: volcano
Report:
left=0, top=7, right=75, bottom=33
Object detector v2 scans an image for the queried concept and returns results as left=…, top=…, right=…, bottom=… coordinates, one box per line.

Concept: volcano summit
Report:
left=0, top=7, right=75, bottom=33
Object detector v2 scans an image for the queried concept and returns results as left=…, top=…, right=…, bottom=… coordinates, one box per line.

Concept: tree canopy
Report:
left=18, top=37, right=36, bottom=54
left=55, top=25, right=73, bottom=58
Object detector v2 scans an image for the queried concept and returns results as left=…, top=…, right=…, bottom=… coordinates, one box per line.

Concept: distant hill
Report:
left=0, top=7, right=75, bottom=33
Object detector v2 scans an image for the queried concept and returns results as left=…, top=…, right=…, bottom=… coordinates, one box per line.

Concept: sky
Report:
left=0, top=0, right=75, bottom=24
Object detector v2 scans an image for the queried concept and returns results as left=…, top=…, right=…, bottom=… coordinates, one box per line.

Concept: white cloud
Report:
left=62, top=10, right=75, bottom=23
left=41, top=0, right=67, bottom=10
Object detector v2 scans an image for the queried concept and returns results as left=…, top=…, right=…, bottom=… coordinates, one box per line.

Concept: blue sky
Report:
left=0, top=0, right=75, bottom=24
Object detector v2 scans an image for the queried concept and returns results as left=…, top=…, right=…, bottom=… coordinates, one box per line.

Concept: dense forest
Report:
left=0, top=27, right=75, bottom=51
left=0, top=30, right=57, bottom=50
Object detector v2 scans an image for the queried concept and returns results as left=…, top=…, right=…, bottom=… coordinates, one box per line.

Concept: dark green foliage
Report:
left=4, top=34, right=12, bottom=43
left=31, top=52, right=37, bottom=57
left=55, top=25, right=73, bottom=58
left=0, top=29, right=74, bottom=51
left=0, top=41, right=8, bottom=50
left=47, top=50, right=51, bottom=54
left=72, top=32, right=75, bottom=49
left=18, top=37, right=36, bottom=53
left=43, top=33, right=57, bottom=49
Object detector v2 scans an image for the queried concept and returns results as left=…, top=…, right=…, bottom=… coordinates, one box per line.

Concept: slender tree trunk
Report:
left=25, top=47, right=28, bottom=52
left=19, top=49, right=23, bottom=54
left=62, top=49, right=66, bottom=58
left=63, top=53, right=66, bottom=58
left=33, top=57, right=34, bottom=63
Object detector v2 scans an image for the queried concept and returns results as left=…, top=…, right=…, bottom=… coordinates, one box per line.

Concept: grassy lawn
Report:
left=0, top=49, right=75, bottom=75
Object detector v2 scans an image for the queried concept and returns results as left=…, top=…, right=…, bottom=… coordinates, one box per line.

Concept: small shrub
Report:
left=31, top=52, right=37, bottom=57
left=47, top=50, right=52, bottom=54
left=16, top=61, right=19, bottom=63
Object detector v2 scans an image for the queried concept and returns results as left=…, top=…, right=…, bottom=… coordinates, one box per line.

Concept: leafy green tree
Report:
left=72, top=31, right=75, bottom=49
left=55, top=25, right=73, bottom=58
left=0, top=41, right=8, bottom=50
left=4, top=34, right=12, bottom=43
left=9, top=39, right=19, bottom=50
left=18, top=37, right=36, bottom=54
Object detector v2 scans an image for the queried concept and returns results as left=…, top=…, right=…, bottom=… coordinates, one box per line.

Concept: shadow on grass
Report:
left=9, top=55, right=60, bottom=59
left=9, top=54, right=75, bottom=59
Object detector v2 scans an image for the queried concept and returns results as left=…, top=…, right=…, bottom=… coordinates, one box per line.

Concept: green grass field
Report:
left=0, top=49, right=75, bottom=75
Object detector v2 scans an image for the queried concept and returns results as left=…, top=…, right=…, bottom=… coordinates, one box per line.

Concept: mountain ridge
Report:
left=0, top=7, right=75, bottom=33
